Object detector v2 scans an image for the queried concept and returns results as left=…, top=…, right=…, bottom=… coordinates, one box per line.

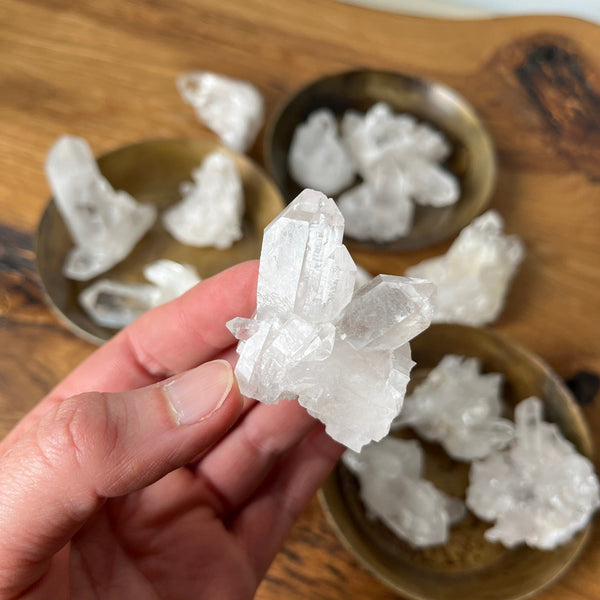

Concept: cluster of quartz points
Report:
left=227, top=189, right=435, bottom=451
left=407, top=210, right=524, bottom=326
left=343, top=437, right=466, bottom=548
left=177, top=72, right=264, bottom=153
left=392, top=355, right=515, bottom=461
left=467, top=397, right=600, bottom=550
left=288, top=103, right=459, bottom=242
left=80, top=260, right=201, bottom=329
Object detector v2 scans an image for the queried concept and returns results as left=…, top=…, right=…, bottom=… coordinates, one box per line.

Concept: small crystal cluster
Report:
left=46, top=136, right=157, bottom=281
left=227, top=189, right=435, bottom=451
left=467, top=397, right=600, bottom=549
left=80, top=260, right=201, bottom=328
left=343, top=437, right=466, bottom=547
left=177, top=72, right=264, bottom=152
left=163, top=151, right=244, bottom=249
left=393, top=355, right=515, bottom=461
left=406, top=210, right=525, bottom=326
left=287, top=102, right=459, bottom=242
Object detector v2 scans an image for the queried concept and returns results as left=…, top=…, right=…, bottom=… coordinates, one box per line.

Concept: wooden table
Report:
left=1, top=1, right=600, bottom=598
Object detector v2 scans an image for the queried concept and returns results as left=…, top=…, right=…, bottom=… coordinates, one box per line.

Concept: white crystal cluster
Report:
left=80, top=260, right=201, bottom=328
left=393, top=355, right=515, bottom=461
left=287, top=102, right=459, bottom=242
left=227, top=189, right=435, bottom=451
left=46, top=136, right=157, bottom=281
left=407, top=210, right=525, bottom=326
left=163, top=151, right=244, bottom=249
left=467, top=397, right=600, bottom=549
left=343, top=437, right=466, bottom=547
left=177, top=72, right=264, bottom=153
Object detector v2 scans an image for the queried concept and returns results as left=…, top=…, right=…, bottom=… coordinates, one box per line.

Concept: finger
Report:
left=231, top=426, right=344, bottom=579
left=0, top=360, right=243, bottom=598
left=194, top=400, right=318, bottom=514
left=1, top=260, right=258, bottom=450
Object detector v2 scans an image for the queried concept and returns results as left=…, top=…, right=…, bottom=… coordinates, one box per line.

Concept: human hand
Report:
left=0, top=261, right=343, bottom=600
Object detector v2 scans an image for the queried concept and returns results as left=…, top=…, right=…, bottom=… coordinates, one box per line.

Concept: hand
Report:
left=0, top=261, right=343, bottom=600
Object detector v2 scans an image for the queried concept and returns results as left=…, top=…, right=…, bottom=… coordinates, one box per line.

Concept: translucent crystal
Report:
left=393, top=355, right=514, bottom=460
left=177, top=72, right=264, bottom=152
left=162, top=151, right=244, bottom=249
left=467, top=397, right=600, bottom=549
left=343, top=437, right=466, bottom=547
left=227, top=189, right=435, bottom=451
left=45, top=136, right=157, bottom=281
left=79, top=260, right=201, bottom=329
left=288, top=109, right=355, bottom=196
left=406, top=210, right=525, bottom=325
left=354, top=265, right=373, bottom=290
left=404, top=158, right=460, bottom=207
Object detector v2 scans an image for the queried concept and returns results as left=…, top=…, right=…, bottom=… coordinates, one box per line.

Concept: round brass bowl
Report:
left=36, top=137, right=284, bottom=345
left=320, top=324, right=593, bottom=600
left=264, top=69, right=496, bottom=252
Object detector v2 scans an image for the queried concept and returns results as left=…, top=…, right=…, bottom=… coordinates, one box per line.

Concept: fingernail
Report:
left=164, top=360, right=233, bottom=425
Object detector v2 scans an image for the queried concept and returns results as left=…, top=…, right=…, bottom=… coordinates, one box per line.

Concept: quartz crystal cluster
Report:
left=393, top=355, right=515, bottom=461
left=80, top=260, right=201, bottom=329
left=287, top=102, right=459, bottom=242
left=406, top=210, right=524, bottom=326
left=163, top=151, right=244, bottom=249
left=177, top=72, right=264, bottom=153
left=343, top=437, right=466, bottom=547
left=467, top=397, right=600, bottom=549
left=46, top=136, right=157, bottom=281
left=227, top=189, right=435, bottom=451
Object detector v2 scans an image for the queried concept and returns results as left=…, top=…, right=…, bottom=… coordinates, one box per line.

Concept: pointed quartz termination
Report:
left=406, top=210, right=525, bottom=326
left=392, top=355, right=515, bottom=461
left=79, top=260, right=201, bottom=329
left=343, top=437, right=466, bottom=547
left=45, top=136, right=157, bottom=281
left=162, top=151, right=244, bottom=249
left=227, top=189, right=435, bottom=451
left=288, top=109, right=356, bottom=196
left=467, top=397, right=600, bottom=550
left=177, top=72, right=264, bottom=153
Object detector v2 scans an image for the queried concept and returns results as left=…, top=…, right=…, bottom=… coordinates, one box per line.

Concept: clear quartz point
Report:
left=343, top=437, right=466, bottom=547
left=467, top=396, right=600, bottom=549
left=177, top=72, right=264, bottom=152
left=227, top=189, right=434, bottom=451
left=45, top=136, right=157, bottom=281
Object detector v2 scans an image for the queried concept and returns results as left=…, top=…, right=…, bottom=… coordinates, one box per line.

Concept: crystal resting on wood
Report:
left=79, top=260, right=201, bottom=329
left=467, top=397, right=600, bottom=550
left=227, top=189, right=435, bottom=451
left=392, top=355, right=514, bottom=461
left=177, top=72, right=264, bottom=153
left=406, top=210, right=524, bottom=326
left=46, top=136, right=157, bottom=281
left=343, top=437, right=466, bottom=547
left=162, top=151, right=244, bottom=249
left=288, top=109, right=356, bottom=196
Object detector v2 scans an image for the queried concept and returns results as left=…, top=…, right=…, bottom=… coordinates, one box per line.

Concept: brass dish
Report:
left=320, top=324, right=593, bottom=600
left=36, top=137, right=284, bottom=345
left=264, top=69, right=497, bottom=252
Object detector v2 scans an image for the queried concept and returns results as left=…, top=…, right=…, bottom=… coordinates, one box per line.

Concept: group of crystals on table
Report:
left=79, top=260, right=201, bottom=329
left=288, top=103, right=459, bottom=242
left=406, top=210, right=524, bottom=326
left=46, top=135, right=248, bottom=327
left=343, top=437, right=466, bottom=548
left=227, top=188, right=435, bottom=452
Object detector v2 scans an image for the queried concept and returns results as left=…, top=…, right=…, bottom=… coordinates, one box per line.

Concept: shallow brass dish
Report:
left=265, top=69, right=496, bottom=252
left=36, top=137, right=284, bottom=345
left=320, top=324, right=593, bottom=600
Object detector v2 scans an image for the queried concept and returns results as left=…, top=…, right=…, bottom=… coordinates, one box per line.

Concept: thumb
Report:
left=0, top=359, right=242, bottom=595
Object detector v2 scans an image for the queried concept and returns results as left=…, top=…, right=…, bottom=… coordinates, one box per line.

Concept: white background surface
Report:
left=339, top=0, right=600, bottom=24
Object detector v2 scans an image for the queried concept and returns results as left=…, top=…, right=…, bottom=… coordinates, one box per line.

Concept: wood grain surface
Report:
left=1, top=1, right=600, bottom=598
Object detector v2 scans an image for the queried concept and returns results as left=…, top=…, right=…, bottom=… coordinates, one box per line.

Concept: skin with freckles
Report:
left=0, top=260, right=344, bottom=600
